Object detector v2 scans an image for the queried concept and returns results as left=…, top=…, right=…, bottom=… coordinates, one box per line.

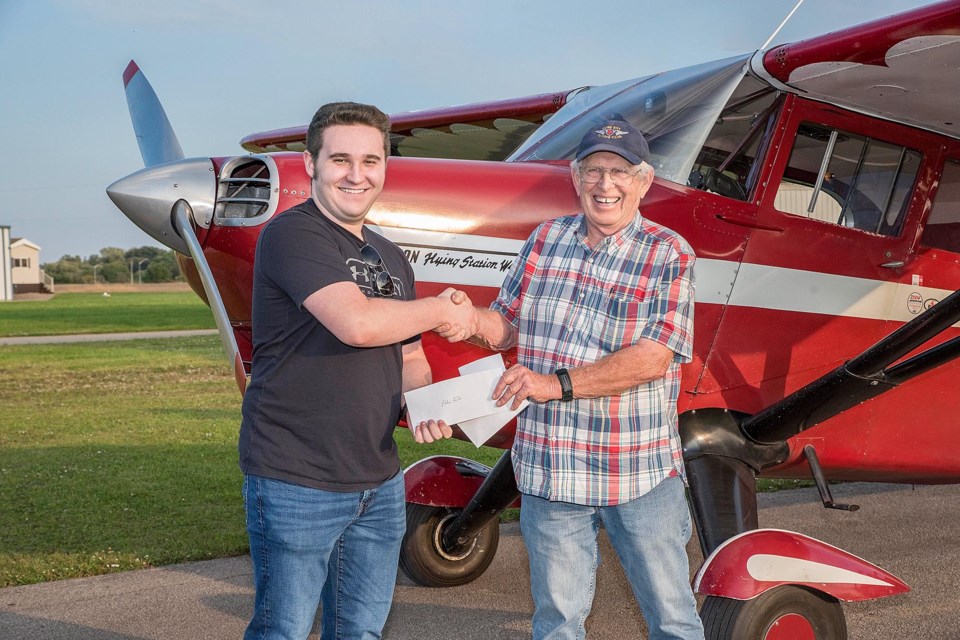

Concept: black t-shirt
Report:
left=238, top=198, right=416, bottom=491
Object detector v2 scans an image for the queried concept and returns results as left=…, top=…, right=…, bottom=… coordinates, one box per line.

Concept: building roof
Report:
left=10, top=238, right=41, bottom=251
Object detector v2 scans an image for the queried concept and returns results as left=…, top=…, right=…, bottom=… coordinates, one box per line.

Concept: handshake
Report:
left=435, top=287, right=477, bottom=343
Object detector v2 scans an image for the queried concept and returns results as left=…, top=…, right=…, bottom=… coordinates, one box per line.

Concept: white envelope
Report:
left=457, top=354, right=529, bottom=447
left=404, top=367, right=512, bottom=428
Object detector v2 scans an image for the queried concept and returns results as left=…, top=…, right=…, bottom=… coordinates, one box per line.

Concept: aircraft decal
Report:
left=745, top=554, right=894, bottom=587
left=370, top=226, right=525, bottom=288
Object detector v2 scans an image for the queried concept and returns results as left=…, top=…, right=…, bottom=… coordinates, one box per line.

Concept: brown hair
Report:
left=305, top=102, right=390, bottom=159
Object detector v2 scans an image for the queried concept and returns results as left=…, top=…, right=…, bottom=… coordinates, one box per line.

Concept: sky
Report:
left=0, top=0, right=933, bottom=263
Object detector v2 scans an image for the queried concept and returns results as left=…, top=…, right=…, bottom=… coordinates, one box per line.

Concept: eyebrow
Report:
left=327, top=152, right=383, bottom=161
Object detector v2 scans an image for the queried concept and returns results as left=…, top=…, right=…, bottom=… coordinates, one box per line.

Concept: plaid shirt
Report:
left=492, top=213, right=695, bottom=506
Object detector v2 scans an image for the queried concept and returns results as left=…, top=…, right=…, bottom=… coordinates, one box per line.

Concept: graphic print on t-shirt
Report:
left=346, top=257, right=405, bottom=298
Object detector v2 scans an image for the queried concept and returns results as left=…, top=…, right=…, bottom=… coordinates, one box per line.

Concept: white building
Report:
left=1, top=232, right=53, bottom=299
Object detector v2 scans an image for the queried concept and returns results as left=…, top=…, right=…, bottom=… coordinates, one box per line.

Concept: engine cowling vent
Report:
left=214, top=156, right=279, bottom=226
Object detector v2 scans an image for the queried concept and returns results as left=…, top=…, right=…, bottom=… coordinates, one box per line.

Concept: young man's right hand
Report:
left=436, top=288, right=476, bottom=342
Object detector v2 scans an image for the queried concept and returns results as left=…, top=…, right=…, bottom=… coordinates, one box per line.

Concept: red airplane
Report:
left=107, top=2, right=960, bottom=638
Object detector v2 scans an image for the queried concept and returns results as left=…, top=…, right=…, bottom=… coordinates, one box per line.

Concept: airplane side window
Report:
left=775, top=123, right=920, bottom=237
left=920, top=160, right=960, bottom=253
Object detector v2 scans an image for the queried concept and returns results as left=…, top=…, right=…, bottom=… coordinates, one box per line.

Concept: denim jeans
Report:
left=243, top=472, right=406, bottom=640
left=520, top=475, right=704, bottom=640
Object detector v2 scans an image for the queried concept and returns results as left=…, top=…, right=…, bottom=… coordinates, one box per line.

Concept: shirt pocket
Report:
left=592, top=294, right=647, bottom=354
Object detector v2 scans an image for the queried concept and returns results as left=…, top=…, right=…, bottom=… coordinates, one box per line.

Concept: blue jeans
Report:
left=520, top=475, right=704, bottom=640
left=243, top=472, right=406, bottom=640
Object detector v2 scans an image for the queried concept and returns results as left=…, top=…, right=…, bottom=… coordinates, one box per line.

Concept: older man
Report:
left=439, top=120, right=703, bottom=639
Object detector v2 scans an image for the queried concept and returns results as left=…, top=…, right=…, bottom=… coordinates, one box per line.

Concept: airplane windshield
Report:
left=509, top=55, right=751, bottom=186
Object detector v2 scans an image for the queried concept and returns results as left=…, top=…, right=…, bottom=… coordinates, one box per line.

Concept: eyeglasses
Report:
left=578, top=165, right=641, bottom=186
left=359, top=243, right=396, bottom=297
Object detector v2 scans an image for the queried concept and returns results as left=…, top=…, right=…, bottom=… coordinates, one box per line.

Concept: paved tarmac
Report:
left=0, top=329, right=218, bottom=346
left=1, top=482, right=958, bottom=639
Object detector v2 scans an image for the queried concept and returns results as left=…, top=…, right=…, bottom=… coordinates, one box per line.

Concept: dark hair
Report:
left=305, top=102, right=391, bottom=159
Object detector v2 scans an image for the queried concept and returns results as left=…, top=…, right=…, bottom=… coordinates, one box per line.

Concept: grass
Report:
left=0, top=292, right=216, bottom=337
left=0, top=335, right=505, bottom=587
left=0, top=291, right=808, bottom=587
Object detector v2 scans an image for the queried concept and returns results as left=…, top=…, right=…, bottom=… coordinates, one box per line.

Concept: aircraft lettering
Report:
left=460, top=255, right=501, bottom=271
left=423, top=251, right=461, bottom=268
left=403, top=249, right=420, bottom=264
left=500, top=259, right=513, bottom=272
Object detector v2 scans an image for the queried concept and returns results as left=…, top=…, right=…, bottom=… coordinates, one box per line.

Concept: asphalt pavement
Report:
left=2, top=482, right=958, bottom=639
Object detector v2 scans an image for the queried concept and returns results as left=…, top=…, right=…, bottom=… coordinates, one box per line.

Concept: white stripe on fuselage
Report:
left=369, top=226, right=953, bottom=324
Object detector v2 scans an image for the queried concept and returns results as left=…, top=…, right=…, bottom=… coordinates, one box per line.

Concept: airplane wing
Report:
left=238, top=90, right=575, bottom=161
left=755, top=0, right=960, bottom=140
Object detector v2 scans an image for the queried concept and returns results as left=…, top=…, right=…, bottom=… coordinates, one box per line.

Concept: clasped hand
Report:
left=436, top=288, right=476, bottom=343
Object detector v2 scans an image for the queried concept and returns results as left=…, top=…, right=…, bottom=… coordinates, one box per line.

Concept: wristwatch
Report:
left=555, top=368, right=573, bottom=402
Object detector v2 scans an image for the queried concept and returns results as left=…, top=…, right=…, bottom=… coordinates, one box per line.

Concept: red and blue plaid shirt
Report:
left=492, top=212, right=695, bottom=506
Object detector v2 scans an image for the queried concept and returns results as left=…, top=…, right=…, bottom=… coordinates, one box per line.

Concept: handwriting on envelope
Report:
left=404, top=368, right=512, bottom=428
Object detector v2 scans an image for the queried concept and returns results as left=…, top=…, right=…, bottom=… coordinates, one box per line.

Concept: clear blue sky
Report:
left=0, top=0, right=929, bottom=263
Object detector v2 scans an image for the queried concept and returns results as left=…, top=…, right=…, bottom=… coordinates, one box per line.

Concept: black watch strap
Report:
left=556, top=368, right=573, bottom=402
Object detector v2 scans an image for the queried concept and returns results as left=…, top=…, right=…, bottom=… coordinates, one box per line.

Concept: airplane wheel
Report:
left=399, top=503, right=499, bottom=587
left=700, top=586, right=847, bottom=640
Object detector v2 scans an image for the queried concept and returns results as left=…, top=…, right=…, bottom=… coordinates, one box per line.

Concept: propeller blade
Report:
left=123, top=60, right=185, bottom=167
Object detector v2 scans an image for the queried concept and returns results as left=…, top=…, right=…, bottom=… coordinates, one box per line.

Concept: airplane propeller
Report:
left=107, top=60, right=247, bottom=395
left=122, top=61, right=184, bottom=168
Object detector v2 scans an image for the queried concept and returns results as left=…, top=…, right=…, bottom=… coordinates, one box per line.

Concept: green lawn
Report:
left=0, top=335, right=505, bottom=587
left=0, top=292, right=216, bottom=337
left=0, top=292, right=807, bottom=587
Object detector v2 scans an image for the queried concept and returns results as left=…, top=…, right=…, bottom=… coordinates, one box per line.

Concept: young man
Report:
left=239, top=102, right=475, bottom=640
left=437, top=120, right=704, bottom=639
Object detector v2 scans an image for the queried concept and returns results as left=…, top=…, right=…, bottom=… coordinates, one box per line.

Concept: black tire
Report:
left=399, top=503, right=499, bottom=587
left=700, top=586, right=847, bottom=640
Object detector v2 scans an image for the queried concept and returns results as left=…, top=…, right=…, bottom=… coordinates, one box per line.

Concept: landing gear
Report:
left=700, top=586, right=847, bottom=640
left=399, top=503, right=500, bottom=587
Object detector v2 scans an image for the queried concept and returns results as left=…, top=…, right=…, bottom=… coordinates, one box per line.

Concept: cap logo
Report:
left=596, top=125, right=629, bottom=140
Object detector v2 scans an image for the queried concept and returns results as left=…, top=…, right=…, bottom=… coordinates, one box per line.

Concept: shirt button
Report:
left=579, top=293, right=585, bottom=300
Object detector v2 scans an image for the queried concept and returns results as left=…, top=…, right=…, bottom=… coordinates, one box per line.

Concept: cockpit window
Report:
left=508, top=55, right=751, bottom=186
left=775, top=123, right=921, bottom=236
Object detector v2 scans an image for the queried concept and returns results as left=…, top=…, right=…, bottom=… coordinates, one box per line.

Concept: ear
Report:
left=570, top=162, right=583, bottom=196
left=303, top=151, right=315, bottom=178
left=636, top=168, right=655, bottom=198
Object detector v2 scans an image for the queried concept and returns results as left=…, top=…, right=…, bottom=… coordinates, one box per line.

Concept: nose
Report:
left=346, top=162, right=365, bottom=183
left=596, top=168, right=616, bottom=188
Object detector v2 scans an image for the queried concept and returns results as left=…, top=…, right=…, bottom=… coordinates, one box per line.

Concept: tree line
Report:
left=41, top=246, right=182, bottom=284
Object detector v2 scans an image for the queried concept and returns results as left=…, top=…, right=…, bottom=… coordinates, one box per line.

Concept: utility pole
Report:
left=129, top=260, right=134, bottom=284
left=137, top=258, right=148, bottom=284
left=93, top=264, right=100, bottom=284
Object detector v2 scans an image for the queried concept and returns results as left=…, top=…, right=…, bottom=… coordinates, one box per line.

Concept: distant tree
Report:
left=125, top=246, right=168, bottom=260
left=41, top=246, right=183, bottom=284
left=100, top=260, right=129, bottom=283
left=100, top=247, right=126, bottom=262
left=144, top=252, right=181, bottom=282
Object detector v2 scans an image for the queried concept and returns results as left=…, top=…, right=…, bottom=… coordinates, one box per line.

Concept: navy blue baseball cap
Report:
left=575, top=120, right=650, bottom=165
